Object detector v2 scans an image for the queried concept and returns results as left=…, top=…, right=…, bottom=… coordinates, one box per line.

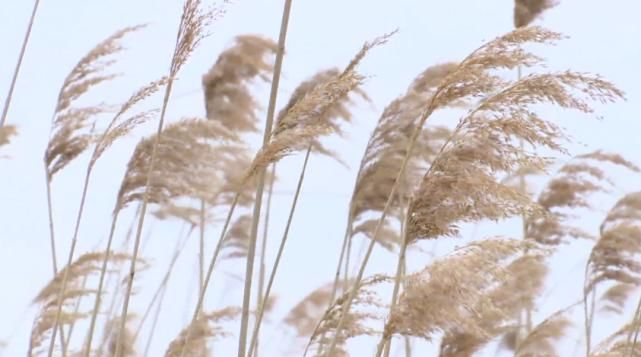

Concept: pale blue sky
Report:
left=1, top=0, right=641, bottom=356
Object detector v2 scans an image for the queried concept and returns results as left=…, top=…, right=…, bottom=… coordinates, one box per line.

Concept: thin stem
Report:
left=143, top=285, right=169, bottom=357
left=376, top=235, right=408, bottom=357
left=248, top=147, right=311, bottom=357
left=254, top=163, right=276, bottom=357
left=94, top=207, right=140, bottom=357
left=47, top=166, right=94, bottom=357
left=583, top=261, right=593, bottom=357
left=134, top=226, right=192, bottom=341
left=178, top=192, right=241, bottom=357
left=199, top=200, right=206, bottom=295
left=44, top=175, right=58, bottom=274
left=311, top=221, right=351, bottom=356
left=626, top=294, right=641, bottom=356
left=403, top=335, right=412, bottom=357
left=343, top=228, right=352, bottom=291
left=136, top=227, right=192, bottom=357
left=237, top=1, right=292, bottom=356
left=114, top=76, right=176, bottom=357
left=1, top=0, right=40, bottom=127
left=83, top=208, right=121, bottom=357
left=380, top=203, right=409, bottom=357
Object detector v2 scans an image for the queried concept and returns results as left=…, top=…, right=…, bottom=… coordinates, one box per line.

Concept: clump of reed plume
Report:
left=327, top=26, right=625, bottom=356
left=514, top=0, right=559, bottom=28
left=29, top=252, right=133, bottom=357
left=438, top=251, right=549, bottom=356
left=307, top=275, right=390, bottom=356
left=584, top=191, right=641, bottom=354
left=164, top=307, right=240, bottom=357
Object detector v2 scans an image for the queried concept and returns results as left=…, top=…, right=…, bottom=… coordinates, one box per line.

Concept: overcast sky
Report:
left=1, top=0, right=641, bottom=356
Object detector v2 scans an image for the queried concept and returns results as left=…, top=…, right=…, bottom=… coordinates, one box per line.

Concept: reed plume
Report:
left=164, top=307, right=240, bottom=357
left=438, top=252, right=549, bottom=356
left=29, top=252, right=133, bottom=357
left=586, top=191, right=641, bottom=314
left=590, top=320, right=641, bottom=357
left=513, top=306, right=574, bottom=356
left=308, top=275, right=390, bottom=356
left=406, top=73, right=623, bottom=243
left=285, top=282, right=348, bottom=340
left=349, top=63, right=458, bottom=251
left=0, top=125, right=17, bottom=155
left=527, top=151, right=640, bottom=245
left=45, top=25, right=144, bottom=179
left=202, top=35, right=277, bottom=133
left=104, top=316, right=137, bottom=357
left=117, top=119, right=240, bottom=211
left=583, top=190, right=641, bottom=355
left=514, top=0, right=559, bottom=28
left=381, top=239, right=533, bottom=342
left=221, top=214, right=252, bottom=259
left=245, top=32, right=395, bottom=180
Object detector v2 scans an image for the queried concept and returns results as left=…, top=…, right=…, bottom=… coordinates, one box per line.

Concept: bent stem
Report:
left=248, top=147, right=311, bottom=357
left=1, top=0, right=41, bottom=127
left=237, top=1, right=293, bottom=356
